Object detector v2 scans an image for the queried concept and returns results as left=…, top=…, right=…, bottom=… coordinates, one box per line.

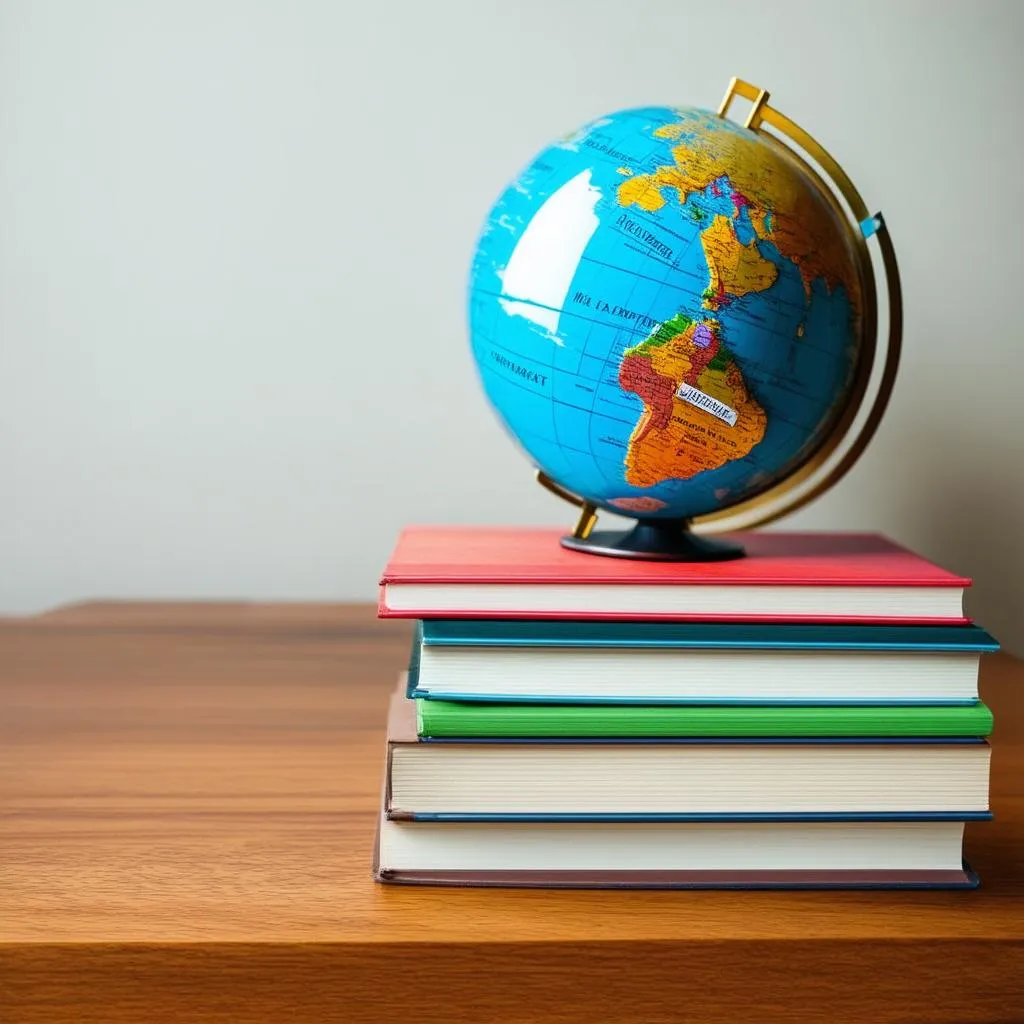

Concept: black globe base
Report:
left=559, top=518, right=745, bottom=562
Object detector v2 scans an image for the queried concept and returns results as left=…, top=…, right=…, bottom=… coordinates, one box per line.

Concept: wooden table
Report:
left=1, top=602, right=1022, bottom=1023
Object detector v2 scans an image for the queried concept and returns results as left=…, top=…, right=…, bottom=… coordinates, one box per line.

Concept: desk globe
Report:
left=467, top=78, right=901, bottom=560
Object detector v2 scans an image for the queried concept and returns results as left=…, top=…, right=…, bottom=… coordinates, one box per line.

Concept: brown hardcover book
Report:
left=373, top=800, right=977, bottom=890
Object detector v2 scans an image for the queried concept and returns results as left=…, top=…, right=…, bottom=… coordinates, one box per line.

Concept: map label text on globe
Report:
left=613, top=214, right=675, bottom=262
left=572, top=291, right=660, bottom=331
left=490, top=350, right=549, bottom=389
left=676, top=382, right=738, bottom=427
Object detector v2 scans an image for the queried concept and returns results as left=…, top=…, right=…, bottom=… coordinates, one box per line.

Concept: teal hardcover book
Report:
left=407, top=623, right=998, bottom=705
left=419, top=619, right=998, bottom=650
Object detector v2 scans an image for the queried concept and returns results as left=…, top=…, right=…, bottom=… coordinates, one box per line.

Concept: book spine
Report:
left=375, top=867, right=979, bottom=890
left=387, top=810, right=994, bottom=823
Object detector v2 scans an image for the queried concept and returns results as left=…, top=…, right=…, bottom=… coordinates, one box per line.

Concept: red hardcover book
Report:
left=378, top=527, right=971, bottom=624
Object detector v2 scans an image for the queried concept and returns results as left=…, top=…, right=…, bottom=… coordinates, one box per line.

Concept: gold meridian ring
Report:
left=690, top=77, right=903, bottom=533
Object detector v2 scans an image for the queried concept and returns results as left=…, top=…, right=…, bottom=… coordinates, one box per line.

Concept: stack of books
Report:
left=373, top=526, right=998, bottom=889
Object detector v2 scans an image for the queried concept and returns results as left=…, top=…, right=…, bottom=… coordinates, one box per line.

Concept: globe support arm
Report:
left=536, top=470, right=598, bottom=539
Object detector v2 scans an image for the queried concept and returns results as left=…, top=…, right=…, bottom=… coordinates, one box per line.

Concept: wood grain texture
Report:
left=1, top=601, right=1022, bottom=1022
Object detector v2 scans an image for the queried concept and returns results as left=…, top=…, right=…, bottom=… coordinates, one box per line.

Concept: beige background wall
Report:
left=1, top=0, right=1021, bottom=651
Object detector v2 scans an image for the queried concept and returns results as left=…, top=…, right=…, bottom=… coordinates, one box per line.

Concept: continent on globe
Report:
left=616, top=112, right=859, bottom=307
left=700, top=213, right=778, bottom=310
left=618, top=313, right=767, bottom=487
left=607, top=496, right=669, bottom=513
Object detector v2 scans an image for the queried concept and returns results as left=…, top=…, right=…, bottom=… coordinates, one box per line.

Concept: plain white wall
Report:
left=1, top=0, right=1022, bottom=652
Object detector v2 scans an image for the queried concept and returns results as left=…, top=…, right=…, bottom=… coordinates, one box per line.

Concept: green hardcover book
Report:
left=415, top=699, right=994, bottom=739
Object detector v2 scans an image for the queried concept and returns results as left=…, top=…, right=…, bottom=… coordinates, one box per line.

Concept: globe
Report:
left=466, top=88, right=895, bottom=559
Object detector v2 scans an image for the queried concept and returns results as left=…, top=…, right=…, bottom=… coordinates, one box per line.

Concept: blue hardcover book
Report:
left=407, top=621, right=999, bottom=705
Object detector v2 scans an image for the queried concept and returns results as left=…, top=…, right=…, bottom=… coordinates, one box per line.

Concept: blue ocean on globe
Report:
left=467, top=105, right=862, bottom=521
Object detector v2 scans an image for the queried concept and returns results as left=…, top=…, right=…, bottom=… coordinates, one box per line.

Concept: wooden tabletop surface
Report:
left=2, top=602, right=1022, bottom=1023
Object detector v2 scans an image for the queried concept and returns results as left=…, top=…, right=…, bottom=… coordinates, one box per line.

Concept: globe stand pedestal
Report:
left=559, top=518, right=745, bottom=562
